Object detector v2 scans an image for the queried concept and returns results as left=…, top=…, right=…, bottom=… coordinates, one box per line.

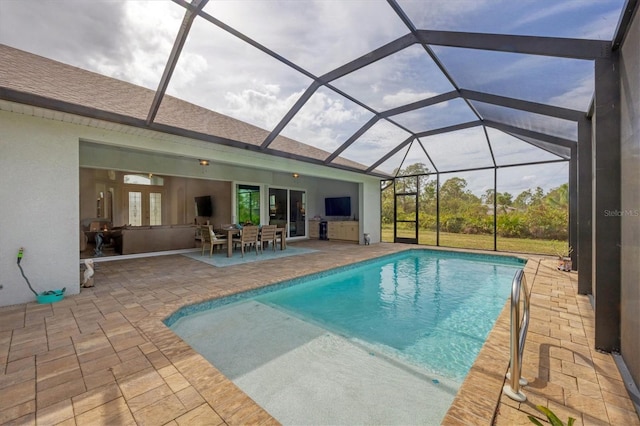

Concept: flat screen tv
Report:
left=195, top=196, right=213, bottom=217
left=325, top=196, right=351, bottom=217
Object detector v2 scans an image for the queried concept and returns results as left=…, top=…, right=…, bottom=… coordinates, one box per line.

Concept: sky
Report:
left=0, top=0, right=626, bottom=195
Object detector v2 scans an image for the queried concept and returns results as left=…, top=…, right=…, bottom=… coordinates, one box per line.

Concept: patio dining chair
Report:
left=258, top=224, right=278, bottom=253
left=275, top=223, right=287, bottom=250
left=200, top=225, right=226, bottom=257
left=232, top=225, right=259, bottom=257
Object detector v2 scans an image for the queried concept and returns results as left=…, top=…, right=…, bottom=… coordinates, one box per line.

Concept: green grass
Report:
left=382, top=226, right=564, bottom=256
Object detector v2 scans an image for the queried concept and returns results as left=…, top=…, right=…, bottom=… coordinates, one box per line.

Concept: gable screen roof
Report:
left=0, top=0, right=634, bottom=178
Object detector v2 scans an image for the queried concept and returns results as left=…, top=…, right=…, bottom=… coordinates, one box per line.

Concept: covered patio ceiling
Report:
left=0, top=0, right=633, bottom=182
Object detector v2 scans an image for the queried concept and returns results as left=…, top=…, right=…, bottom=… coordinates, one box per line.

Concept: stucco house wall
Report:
left=0, top=108, right=381, bottom=307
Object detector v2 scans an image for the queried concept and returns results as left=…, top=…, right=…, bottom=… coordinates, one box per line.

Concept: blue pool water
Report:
left=254, top=250, right=523, bottom=380
left=168, top=249, right=525, bottom=424
left=168, top=249, right=524, bottom=381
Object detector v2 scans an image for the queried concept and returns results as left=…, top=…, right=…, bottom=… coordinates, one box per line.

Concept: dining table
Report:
left=223, top=226, right=286, bottom=257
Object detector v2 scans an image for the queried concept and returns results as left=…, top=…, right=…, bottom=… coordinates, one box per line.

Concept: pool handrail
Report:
left=503, top=268, right=530, bottom=402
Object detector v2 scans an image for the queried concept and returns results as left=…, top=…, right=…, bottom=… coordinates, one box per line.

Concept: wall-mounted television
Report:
left=325, top=196, right=351, bottom=217
left=195, top=196, right=213, bottom=217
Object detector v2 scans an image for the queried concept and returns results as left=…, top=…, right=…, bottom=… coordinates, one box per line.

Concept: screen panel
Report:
left=438, top=169, right=494, bottom=251
left=397, top=0, right=625, bottom=40
left=280, top=86, right=374, bottom=155
left=203, top=0, right=409, bottom=76
left=165, top=16, right=312, bottom=133
left=331, top=44, right=455, bottom=111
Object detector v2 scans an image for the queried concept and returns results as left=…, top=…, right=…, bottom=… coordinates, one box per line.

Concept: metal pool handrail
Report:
left=503, top=269, right=530, bottom=402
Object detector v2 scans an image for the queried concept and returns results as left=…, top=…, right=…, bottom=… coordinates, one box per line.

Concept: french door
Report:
left=126, top=188, right=163, bottom=226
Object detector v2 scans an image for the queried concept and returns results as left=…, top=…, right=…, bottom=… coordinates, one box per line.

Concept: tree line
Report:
left=382, top=163, right=568, bottom=240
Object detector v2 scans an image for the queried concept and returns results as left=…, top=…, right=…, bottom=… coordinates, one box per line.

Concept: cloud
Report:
left=396, top=0, right=493, bottom=30
left=546, top=75, right=594, bottom=110
left=201, top=0, right=409, bottom=76
left=508, top=1, right=586, bottom=29
left=0, top=1, right=186, bottom=90
left=382, top=90, right=441, bottom=108
left=281, top=88, right=373, bottom=151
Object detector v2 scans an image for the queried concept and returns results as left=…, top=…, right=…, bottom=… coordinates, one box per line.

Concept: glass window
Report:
left=237, top=185, right=261, bottom=225
left=128, top=192, right=142, bottom=226
left=149, top=193, right=162, bottom=226
left=124, top=174, right=164, bottom=185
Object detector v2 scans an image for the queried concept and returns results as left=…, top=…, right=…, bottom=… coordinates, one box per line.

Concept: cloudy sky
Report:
left=0, top=0, right=626, bottom=196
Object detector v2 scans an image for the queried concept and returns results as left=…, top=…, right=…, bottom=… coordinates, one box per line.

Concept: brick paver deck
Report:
left=1, top=241, right=638, bottom=425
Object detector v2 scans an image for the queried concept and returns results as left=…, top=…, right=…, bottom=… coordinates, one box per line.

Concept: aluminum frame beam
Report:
left=592, top=55, right=621, bottom=352
left=484, top=121, right=575, bottom=148
left=577, top=117, right=593, bottom=294
left=460, top=90, right=585, bottom=121
left=416, top=30, right=611, bottom=60
left=147, top=0, right=209, bottom=124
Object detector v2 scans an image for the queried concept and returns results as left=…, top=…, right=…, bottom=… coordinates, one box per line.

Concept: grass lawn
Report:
left=381, top=227, right=564, bottom=256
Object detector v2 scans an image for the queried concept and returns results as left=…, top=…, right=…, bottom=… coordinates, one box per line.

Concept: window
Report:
left=128, top=192, right=142, bottom=226
left=124, top=174, right=164, bottom=186
left=237, top=184, right=260, bottom=225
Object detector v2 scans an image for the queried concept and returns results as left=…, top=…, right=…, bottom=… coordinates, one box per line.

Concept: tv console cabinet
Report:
left=310, top=220, right=359, bottom=243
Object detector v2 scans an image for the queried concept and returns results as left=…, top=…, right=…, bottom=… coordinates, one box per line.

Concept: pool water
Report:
left=255, top=250, right=523, bottom=380
left=168, top=249, right=524, bottom=425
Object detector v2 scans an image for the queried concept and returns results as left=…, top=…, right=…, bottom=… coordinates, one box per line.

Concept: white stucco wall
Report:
left=360, top=180, right=382, bottom=244
left=0, top=106, right=383, bottom=306
left=1, top=111, right=79, bottom=305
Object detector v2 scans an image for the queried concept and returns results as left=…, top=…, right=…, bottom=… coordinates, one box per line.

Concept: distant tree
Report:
left=381, top=180, right=394, bottom=225
left=484, top=189, right=513, bottom=212
left=396, top=162, right=432, bottom=177
left=514, top=189, right=533, bottom=208
left=514, top=187, right=544, bottom=208
left=497, top=192, right=513, bottom=207
left=482, top=188, right=495, bottom=205
left=545, top=183, right=569, bottom=209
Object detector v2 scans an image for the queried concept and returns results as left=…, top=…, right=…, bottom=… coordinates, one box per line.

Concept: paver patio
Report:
left=1, top=241, right=638, bottom=425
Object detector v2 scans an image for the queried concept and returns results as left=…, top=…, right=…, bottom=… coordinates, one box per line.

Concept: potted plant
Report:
left=555, top=244, right=573, bottom=272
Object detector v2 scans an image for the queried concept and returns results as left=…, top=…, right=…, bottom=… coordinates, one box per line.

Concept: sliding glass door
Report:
left=269, top=188, right=306, bottom=238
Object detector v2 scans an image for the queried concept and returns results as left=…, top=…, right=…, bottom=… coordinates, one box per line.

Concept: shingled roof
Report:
left=0, top=43, right=372, bottom=174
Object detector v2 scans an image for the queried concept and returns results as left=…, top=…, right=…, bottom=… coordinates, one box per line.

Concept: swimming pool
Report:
left=168, top=249, right=525, bottom=425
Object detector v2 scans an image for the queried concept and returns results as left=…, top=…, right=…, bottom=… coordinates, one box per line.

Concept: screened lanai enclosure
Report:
left=2, top=0, right=639, bottom=360
left=1, top=0, right=629, bottom=259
